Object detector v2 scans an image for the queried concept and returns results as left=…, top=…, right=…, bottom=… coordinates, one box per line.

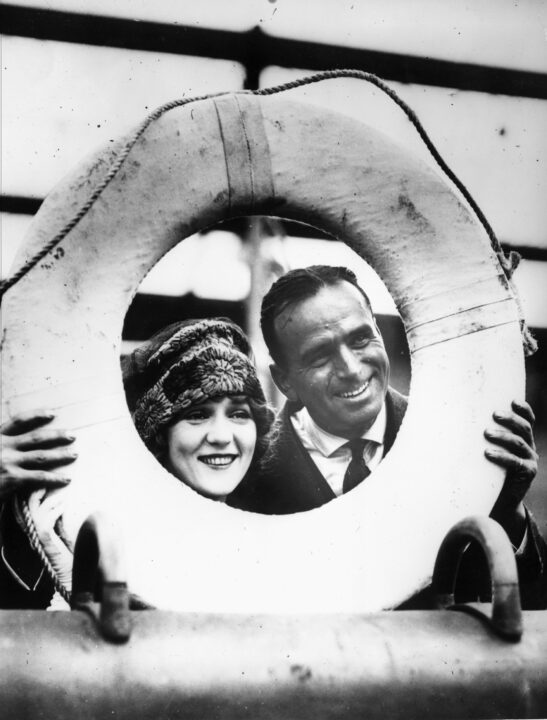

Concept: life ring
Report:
left=1, top=92, right=524, bottom=612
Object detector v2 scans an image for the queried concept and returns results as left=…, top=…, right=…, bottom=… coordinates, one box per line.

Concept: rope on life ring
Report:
left=16, top=497, right=71, bottom=604
left=1, top=75, right=528, bottom=612
left=0, top=70, right=535, bottom=357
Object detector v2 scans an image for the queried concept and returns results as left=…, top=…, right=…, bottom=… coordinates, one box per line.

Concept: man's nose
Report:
left=335, top=346, right=362, bottom=378
left=206, top=416, right=232, bottom=445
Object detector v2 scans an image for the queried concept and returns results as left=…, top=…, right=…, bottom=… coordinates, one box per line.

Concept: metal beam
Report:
left=1, top=195, right=42, bottom=215
left=2, top=3, right=547, bottom=98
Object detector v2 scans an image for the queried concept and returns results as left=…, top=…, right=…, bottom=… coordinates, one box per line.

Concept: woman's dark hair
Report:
left=261, top=265, right=373, bottom=367
left=245, top=396, right=274, bottom=468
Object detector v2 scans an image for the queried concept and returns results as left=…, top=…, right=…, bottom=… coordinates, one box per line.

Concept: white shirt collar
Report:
left=294, top=402, right=387, bottom=458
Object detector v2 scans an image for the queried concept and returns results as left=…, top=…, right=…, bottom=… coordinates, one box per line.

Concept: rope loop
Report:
left=0, top=68, right=535, bottom=360
left=18, top=496, right=71, bottom=604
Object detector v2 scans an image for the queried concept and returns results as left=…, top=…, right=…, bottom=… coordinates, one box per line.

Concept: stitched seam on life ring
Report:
left=397, top=273, right=510, bottom=315
left=410, top=319, right=517, bottom=352
left=233, top=94, right=274, bottom=211
left=213, top=94, right=274, bottom=215
left=409, top=317, right=517, bottom=353
left=234, top=95, right=255, bottom=212
left=213, top=99, right=233, bottom=215
left=405, top=297, right=514, bottom=333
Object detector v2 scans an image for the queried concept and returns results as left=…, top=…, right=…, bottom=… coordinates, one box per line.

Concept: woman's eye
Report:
left=184, top=410, right=208, bottom=422
left=231, top=410, right=252, bottom=421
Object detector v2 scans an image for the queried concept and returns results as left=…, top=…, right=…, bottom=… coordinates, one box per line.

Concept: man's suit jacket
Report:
left=229, top=388, right=547, bottom=609
left=230, top=387, right=407, bottom=515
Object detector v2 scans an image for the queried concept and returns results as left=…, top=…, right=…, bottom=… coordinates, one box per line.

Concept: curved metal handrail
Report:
left=71, top=512, right=131, bottom=643
left=433, top=515, right=522, bottom=641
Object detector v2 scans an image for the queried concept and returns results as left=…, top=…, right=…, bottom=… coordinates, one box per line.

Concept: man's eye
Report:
left=308, top=354, right=329, bottom=368
left=353, top=332, right=372, bottom=347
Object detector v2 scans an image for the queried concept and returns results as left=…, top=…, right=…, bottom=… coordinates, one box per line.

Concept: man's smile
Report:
left=335, top=380, right=370, bottom=400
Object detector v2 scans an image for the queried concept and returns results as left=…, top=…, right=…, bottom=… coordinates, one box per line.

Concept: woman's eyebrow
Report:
left=228, top=395, right=250, bottom=404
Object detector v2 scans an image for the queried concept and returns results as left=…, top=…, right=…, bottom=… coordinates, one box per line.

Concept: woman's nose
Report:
left=206, top=416, right=232, bottom=445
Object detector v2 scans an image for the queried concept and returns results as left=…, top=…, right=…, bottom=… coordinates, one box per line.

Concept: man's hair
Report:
left=260, top=265, right=373, bottom=367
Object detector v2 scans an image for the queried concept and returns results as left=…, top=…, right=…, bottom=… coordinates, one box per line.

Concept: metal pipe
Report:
left=1, top=609, right=546, bottom=719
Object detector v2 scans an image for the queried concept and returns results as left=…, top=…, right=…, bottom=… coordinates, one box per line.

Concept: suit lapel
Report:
left=277, top=404, right=336, bottom=509
left=229, top=389, right=408, bottom=514
left=384, top=387, right=408, bottom=454
left=275, top=390, right=408, bottom=511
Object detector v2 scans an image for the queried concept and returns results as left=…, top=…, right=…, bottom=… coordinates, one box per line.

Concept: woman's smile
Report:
left=198, top=453, right=238, bottom=468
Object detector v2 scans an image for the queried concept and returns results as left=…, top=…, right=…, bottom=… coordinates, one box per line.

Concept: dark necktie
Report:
left=342, top=438, right=370, bottom=493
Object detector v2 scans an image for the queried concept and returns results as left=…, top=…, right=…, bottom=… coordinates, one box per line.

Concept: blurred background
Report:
left=2, top=0, right=546, bottom=530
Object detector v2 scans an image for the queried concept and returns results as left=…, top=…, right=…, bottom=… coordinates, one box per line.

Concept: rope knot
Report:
left=499, top=249, right=521, bottom=280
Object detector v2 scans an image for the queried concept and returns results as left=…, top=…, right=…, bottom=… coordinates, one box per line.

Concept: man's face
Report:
left=272, top=281, right=390, bottom=438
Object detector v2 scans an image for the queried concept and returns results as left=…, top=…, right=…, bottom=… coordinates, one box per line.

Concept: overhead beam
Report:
left=2, top=4, right=547, bottom=98
left=1, top=195, right=42, bottom=215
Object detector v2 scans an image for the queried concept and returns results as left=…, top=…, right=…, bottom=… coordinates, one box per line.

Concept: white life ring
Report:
left=2, top=92, right=524, bottom=612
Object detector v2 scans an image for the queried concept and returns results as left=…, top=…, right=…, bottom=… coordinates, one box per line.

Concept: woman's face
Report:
left=164, top=395, right=257, bottom=500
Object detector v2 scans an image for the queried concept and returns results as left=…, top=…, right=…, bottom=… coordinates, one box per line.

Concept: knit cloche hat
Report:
left=122, top=318, right=266, bottom=456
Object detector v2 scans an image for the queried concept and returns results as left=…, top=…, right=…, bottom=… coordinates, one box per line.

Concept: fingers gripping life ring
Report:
left=2, top=93, right=523, bottom=612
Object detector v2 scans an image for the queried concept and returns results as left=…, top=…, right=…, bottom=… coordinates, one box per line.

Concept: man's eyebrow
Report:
left=299, top=322, right=376, bottom=363
left=300, top=338, right=332, bottom=364
left=349, top=322, right=375, bottom=337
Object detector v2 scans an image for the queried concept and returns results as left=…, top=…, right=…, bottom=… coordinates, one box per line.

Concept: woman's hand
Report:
left=1, top=410, right=77, bottom=500
left=484, top=399, right=538, bottom=543
left=28, top=489, right=73, bottom=591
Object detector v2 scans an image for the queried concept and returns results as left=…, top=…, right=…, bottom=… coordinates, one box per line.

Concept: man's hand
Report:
left=484, top=399, right=538, bottom=544
left=1, top=410, right=77, bottom=500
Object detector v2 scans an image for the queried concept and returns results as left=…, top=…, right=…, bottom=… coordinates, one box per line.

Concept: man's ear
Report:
left=372, top=316, right=386, bottom=346
left=372, top=314, right=382, bottom=337
left=270, top=363, right=299, bottom=403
